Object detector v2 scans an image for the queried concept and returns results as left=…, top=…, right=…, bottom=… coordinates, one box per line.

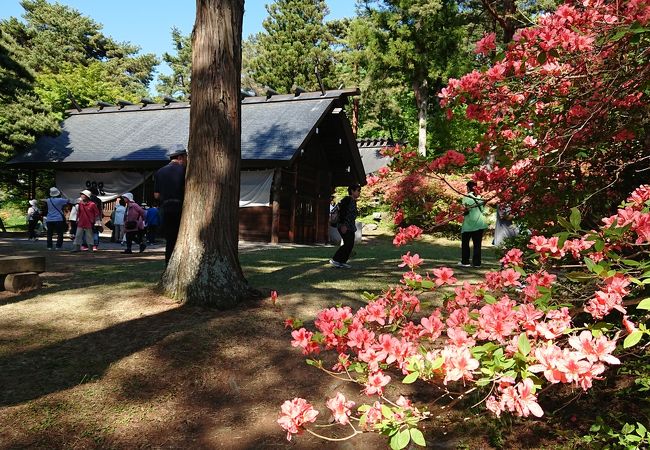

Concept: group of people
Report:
left=327, top=180, right=518, bottom=270
left=24, top=147, right=187, bottom=264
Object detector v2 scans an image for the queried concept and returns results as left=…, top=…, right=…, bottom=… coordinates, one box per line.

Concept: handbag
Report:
left=125, top=220, right=138, bottom=229
left=93, top=219, right=104, bottom=233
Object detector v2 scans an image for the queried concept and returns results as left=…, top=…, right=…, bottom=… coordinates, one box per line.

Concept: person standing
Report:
left=329, top=184, right=361, bottom=269
left=88, top=187, right=104, bottom=250
left=145, top=202, right=160, bottom=244
left=121, top=193, right=146, bottom=254
left=68, top=200, right=79, bottom=239
left=26, top=199, right=42, bottom=241
left=493, top=204, right=519, bottom=247
left=112, top=198, right=126, bottom=244
left=459, top=181, right=487, bottom=267
left=45, top=187, right=70, bottom=250
left=154, top=147, right=187, bottom=265
left=71, top=190, right=100, bottom=252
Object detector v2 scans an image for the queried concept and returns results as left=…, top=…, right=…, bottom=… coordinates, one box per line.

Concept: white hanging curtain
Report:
left=239, top=169, right=273, bottom=208
left=55, top=171, right=152, bottom=202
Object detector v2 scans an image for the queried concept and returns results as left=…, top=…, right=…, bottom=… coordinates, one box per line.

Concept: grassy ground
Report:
left=0, top=231, right=633, bottom=449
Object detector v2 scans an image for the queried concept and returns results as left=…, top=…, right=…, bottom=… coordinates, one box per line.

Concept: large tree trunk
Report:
left=161, top=0, right=255, bottom=307
left=413, top=77, right=428, bottom=156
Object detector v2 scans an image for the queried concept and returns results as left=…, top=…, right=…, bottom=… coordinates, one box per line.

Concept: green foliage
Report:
left=245, top=0, right=337, bottom=93
left=583, top=417, right=649, bottom=450
left=156, top=27, right=192, bottom=98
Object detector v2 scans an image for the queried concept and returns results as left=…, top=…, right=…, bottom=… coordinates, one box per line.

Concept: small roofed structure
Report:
left=7, top=89, right=366, bottom=244
left=356, top=137, right=401, bottom=175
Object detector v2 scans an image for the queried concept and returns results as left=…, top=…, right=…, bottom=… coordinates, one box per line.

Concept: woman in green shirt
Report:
left=460, top=181, right=487, bottom=267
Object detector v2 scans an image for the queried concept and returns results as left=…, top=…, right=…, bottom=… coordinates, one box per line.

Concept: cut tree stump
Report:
left=4, top=272, right=42, bottom=293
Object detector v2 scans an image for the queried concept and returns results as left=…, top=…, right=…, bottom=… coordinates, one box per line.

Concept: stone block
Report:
left=0, top=256, right=46, bottom=274
left=4, top=272, right=42, bottom=293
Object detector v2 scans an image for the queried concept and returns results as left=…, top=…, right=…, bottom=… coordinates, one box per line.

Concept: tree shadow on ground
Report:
left=0, top=304, right=217, bottom=407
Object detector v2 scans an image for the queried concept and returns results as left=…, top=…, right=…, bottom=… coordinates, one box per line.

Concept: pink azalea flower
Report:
left=278, top=398, right=319, bottom=441
left=442, top=345, right=480, bottom=384
left=398, top=251, right=424, bottom=270
left=364, top=370, right=391, bottom=396
left=433, top=267, right=457, bottom=286
left=326, top=392, right=355, bottom=425
left=514, top=378, right=544, bottom=417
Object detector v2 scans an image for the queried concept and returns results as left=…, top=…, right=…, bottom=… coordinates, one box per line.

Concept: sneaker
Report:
left=81, top=245, right=89, bottom=251
left=329, top=259, right=343, bottom=268
left=139, top=243, right=146, bottom=253
left=457, top=262, right=471, bottom=267
left=340, top=262, right=352, bottom=269
left=92, top=246, right=98, bottom=252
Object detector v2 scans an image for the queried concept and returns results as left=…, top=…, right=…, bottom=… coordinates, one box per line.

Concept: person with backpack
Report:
left=26, top=199, right=42, bottom=241
left=329, top=184, right=361, bottom=269
left=459, top=180, right=487, bottom=267
left=45, top=187, right=71, bottom=250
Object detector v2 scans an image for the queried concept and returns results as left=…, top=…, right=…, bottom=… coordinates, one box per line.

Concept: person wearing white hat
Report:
left=71, top=190, right=101, bottom=252
left=45, top=186, right=71, bottom=250
left=26, top=199, right=42, bottom=241
left=121, top=192, right=146, bottom=254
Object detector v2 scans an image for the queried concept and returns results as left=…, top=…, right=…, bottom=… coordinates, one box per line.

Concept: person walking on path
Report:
left=459, top=181, right=487, bottom=267
left=45, top=187, right=70, bottom=250
left=154, top=147, right=187, bottom=265
left=121, top=193, right=146, bottom=254
left=26, top=199, right=42, bottom=241
left=71, top=190, right=100, bottom=252
left=330, top=184, right=361, bottom=269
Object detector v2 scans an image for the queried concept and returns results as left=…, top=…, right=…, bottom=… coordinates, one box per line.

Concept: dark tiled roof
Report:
left=356, top=137, right=401, bottom=174
left=9, top=89, right=360, bottom=168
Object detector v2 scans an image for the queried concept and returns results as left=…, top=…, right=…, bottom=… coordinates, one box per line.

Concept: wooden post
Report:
left=289, top=165, right=298, bottom=243
left=271, top=168, right=281, bottom=244
left=352, top=97, right=359, bottom=137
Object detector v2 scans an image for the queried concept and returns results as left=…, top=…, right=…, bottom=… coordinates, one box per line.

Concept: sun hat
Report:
left=29, top=199, right=38, bottom=206
left=80, top=189, right=92, bottom=198
left=49, top=187, right=61, bottom=197
left=121, top=192, right=134, bottom=202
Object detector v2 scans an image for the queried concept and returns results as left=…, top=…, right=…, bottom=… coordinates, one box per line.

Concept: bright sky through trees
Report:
left=0, top=0, right=356, bottom=77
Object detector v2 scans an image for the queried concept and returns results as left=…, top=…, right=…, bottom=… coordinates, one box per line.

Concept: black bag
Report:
left=32, top=210, right=42, bottom=221
left=125, top=220, right=138, bottom=229
left=329, top=204, right=340, bottom=226
left=105, top=219, right=114, bottom=230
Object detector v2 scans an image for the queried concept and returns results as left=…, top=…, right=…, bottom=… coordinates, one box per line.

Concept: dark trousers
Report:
left=28, top=220, right=38, bottom=239
left=162, top=209, right=182, bottom=265
left=146, top=225, right=158, bottom=244
left=461, top=229, right=484, bottom=266
left=125, top=230, right=144, bottom=251
left=333, top=229, right=355, bottom=264
left=46, top=220, right=66, bottom=249
left=69, top=221, right=77, bottom=237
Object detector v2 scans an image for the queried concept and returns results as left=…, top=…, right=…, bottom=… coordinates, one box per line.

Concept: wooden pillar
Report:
left=289, top=165, right=298, bottom=243
left=271, top=168, right=282, bottom=244
left=352, top=98, right=359, bottom=137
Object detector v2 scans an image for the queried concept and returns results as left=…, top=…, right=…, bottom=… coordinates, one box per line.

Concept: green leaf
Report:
left=569, top=207, right=582, bottom=229
left=394, top=429, right=411, bottom=449
left=484, top=294, right=497, bottom=304
left=623, top=331, right=644, bottom=348
left=410, top=428, right=426, bottom=447
left=594, top=239, right=605, bottom=252
left=402, top=371, right=419, bottom=384
left=565, top=271, right=596, bottom=282
left=420, top=280, right=435, bottom=289
left=430, top=356, right=444, bottom=370
left=557, top=217, right=572, bottom=231
left=518, top=333, right=531, bottom=356
left=637, top=298, right=650, bottom=310
left=537, top=52, right=548, bottom=64
left=381, top=404, right=394, bottom=419
left=622, top=259, right=641, bottom=267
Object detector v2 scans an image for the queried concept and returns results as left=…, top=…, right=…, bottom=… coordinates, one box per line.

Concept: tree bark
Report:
left=413, top=77, right=428, bottom=156
left=161, top=0, right=255, bottom=307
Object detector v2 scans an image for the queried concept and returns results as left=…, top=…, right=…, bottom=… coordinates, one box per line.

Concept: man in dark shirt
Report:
left=154, top=147, right=187, bottom=265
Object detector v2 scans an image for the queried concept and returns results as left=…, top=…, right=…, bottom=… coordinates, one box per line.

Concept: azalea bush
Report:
left=438, top=0, right=650, bottom=230
left=278, top=185, right=650, bottom=448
